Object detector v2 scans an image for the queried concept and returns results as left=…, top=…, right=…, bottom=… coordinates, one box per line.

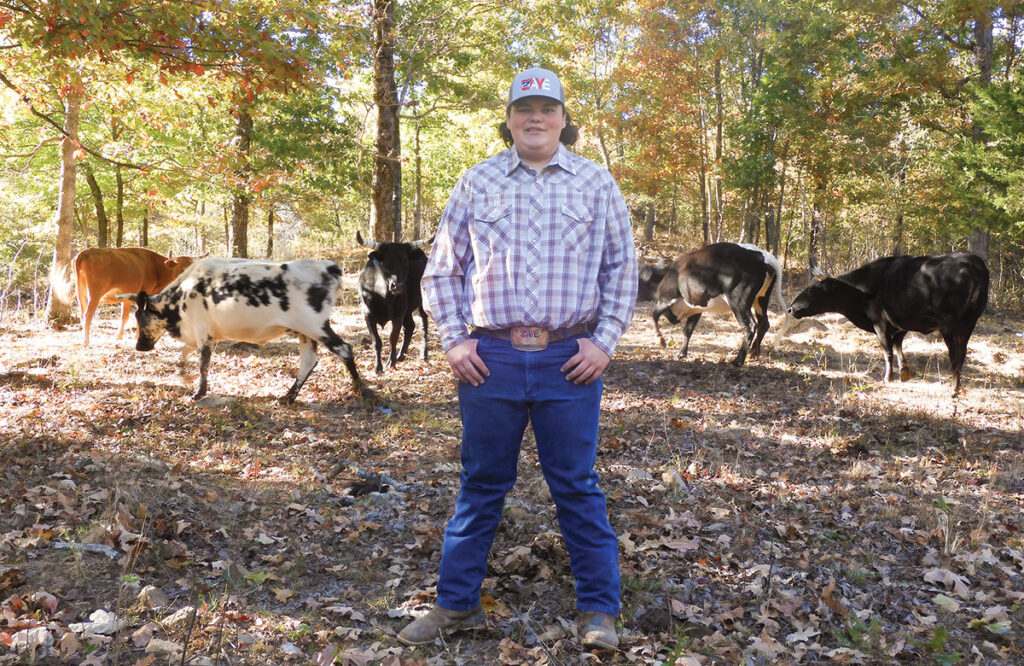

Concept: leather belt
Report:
left=473, top=322, right=595, bottom=344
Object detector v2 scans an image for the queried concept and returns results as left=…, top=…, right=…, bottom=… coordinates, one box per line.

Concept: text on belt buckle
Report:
left=511, top=326, right=548, bottom=351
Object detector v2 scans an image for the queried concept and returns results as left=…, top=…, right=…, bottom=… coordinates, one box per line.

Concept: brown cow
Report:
left=53, top=247, right=199, bottom=346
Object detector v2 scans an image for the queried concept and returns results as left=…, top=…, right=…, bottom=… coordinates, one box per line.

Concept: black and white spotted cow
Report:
left=117, top=257, right=370, bottom=403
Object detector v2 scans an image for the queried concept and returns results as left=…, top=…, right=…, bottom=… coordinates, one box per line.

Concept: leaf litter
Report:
left=1, top=297, right=1023, bottom=664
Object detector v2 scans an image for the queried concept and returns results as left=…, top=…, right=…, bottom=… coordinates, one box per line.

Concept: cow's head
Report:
left=788, top=278, right=861, bottom=319
left=357, top=232, right=433, bottom=295
left=116, top=290, right=169, bottom=351
left=636, top=262, right=668, bottom=303
left=164, top=252, right=206, bottom=278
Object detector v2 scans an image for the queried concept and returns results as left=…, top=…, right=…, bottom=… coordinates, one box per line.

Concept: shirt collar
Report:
left=503, top=144, right=578, bottom=177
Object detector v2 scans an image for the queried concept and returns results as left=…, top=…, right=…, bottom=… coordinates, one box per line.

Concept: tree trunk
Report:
left=696, top=86, right=710, bottom=245
left=141, top=207, right=148, bottom=247
left=713, top=57, right=724, bottom=243
left=83, top=163, right=109, bottom=248
left=413, top=120, right=423, bottom=239
left=266, top=206, right=274, bottom=259
left=893, top=168, right=905, bottom=256
left=115, top=166, right=124, bottom=247
left=968, top=9, right=994, bottom=262
left=371, top=0, right=400, bottom=243
left=596, top=125, right=613, bottom=171
left=230, top=106, right=253, bottom=258
left=808, top=174, right=827, bottom=277
left=644, top=202, right=655, bottom=244
left=47, top=85, right=81, bottom=327
left=769, top=145, right=789, bottom=256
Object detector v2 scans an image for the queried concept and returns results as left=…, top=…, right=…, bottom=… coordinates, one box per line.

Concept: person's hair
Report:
left=499, top=111, right=579, bottom=147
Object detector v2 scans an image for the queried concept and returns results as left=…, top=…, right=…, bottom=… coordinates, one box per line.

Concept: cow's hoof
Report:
left=280, top=394, right=297, bottom=405
left=899, top=368, right=913, bottom=382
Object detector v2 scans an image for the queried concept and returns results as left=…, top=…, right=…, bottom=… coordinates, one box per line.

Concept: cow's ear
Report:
left=138, top=291, right=149, bottom=310
left=369, top=251, right=381, bottom=266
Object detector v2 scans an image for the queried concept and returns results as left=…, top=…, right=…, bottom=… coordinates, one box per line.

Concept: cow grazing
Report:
left=356, top=231, right=432, bottom=374
left=51, top=247, right=198, bottom=346
left=636, top=261, right=669, bottom=303
left=787, top=252, right=989, bottom=394
left=646, top=242, right=780, bottom=366
left=117, top=258, right=370, bottom=404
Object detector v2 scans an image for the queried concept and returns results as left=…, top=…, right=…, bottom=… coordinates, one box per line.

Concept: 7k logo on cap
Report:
left=520, top=78, right=551, bottom=92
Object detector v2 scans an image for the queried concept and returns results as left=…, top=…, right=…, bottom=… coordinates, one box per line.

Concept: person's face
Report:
left=506, top=97, right=567, bottom=165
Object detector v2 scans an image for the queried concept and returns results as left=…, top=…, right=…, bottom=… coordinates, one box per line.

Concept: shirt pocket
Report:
left=560, top=197, right=594, bottom=252
left=472, top=201, right=513, bottom=252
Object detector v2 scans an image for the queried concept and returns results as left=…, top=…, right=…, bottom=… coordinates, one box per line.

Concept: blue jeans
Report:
left=435, top=334, right=620, bottom=616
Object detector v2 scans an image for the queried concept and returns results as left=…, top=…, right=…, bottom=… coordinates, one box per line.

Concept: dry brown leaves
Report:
left=1, top=298, right=1023, bottom=665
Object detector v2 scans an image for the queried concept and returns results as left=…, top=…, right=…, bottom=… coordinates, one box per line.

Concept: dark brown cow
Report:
left=53, top=247, right=198, bottom=346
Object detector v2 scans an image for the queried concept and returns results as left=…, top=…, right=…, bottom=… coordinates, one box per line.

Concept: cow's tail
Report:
left=49, top=257, right=77, bottom=305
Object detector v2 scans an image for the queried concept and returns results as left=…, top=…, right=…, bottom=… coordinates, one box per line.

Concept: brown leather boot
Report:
left=397, top=605, right=486, bottom=646
left=578, top=610, right=619, bottom=650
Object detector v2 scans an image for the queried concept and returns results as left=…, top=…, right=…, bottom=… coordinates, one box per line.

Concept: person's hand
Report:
left=446, top=338, right=490, bottom=386
left=561, top=337, right=610, bottom=385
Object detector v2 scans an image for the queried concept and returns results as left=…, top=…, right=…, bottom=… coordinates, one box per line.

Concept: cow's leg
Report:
left=750, top=292, right=772, bottom=359
left=396, top=311, right=415, bottom=362
left=418, top=307, right=429, bottom=361
left=874, top=326, right=896, bottom=383
left=116, top=301, right=132, bottom=340
left=941, top=330, right=968, bottom=395
left=678, top=314, right=703, bottom=359
left=76, top=278, right=91, bottom=346
left=80, top=292, right=100, bottom=347
left=386, top=315, right=402, bottom=370
left=194, top=343, right=213, bottom=400
left=728, top=305, right=757, bottom=367
left=365, top=315, right=384, bottom=374
left=652, top=308, right=669, bottom=347
left=283, top=335, right=319, bottom=404
left=179, top=346, right=192, bottom=374
left=395, top=312, right=414, bottom=364
left=319, top=324, right=373, bottom=400
left=892, top=331, right=911, bottom=381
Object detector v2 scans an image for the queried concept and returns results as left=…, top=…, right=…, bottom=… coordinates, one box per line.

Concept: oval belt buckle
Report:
left=511, top=326, right=548, bottom=351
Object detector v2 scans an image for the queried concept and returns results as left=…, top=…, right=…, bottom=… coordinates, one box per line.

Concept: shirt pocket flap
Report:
left=477, top=203, right=512, bottom=224
left=561, top=201, right=593, bottom=223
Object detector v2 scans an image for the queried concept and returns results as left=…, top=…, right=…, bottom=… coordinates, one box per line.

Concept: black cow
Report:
left=636, top=261, right=669, bottom=303
left=356, top=231, right=432, bottom=374
left=647, top=242, right=779, bottom=366
left=787, top=252, right=989, bottom=394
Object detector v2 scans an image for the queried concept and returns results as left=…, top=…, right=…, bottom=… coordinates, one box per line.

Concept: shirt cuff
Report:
left=438, top=321, right=471, bottom=352
left=590, top=325, right=620, bottom=358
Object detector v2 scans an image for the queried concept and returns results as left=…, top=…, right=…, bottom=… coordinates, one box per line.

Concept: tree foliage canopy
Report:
left=2, top=0, right=1023, bottom=306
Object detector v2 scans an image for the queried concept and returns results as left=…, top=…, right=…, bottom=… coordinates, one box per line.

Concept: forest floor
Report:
left=1, top=274, right=1023, bottom=665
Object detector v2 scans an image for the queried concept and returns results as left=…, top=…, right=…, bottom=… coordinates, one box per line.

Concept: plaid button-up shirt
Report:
left=423, top=144, right=637, bottom=357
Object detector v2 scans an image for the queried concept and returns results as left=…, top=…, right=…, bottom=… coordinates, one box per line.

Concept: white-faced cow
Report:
left=356, top=232, right=432, bottom=374
left=51, top=247, right=199, bottom=346
left=117, top=258, right=370, bottom=404
left=787, top=253, right=989, bottom=395
left=646, top=242, right=780, bottom=366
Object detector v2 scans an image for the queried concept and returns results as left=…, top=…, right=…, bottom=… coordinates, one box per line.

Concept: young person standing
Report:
left=400, top=66, right=637, bottom=651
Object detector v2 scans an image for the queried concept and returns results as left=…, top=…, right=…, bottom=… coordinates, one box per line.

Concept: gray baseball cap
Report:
left=507, top=67, right=565, bottom=107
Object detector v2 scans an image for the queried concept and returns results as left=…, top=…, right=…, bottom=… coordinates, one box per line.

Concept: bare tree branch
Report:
left=0, top=68, right=148, bottom=170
